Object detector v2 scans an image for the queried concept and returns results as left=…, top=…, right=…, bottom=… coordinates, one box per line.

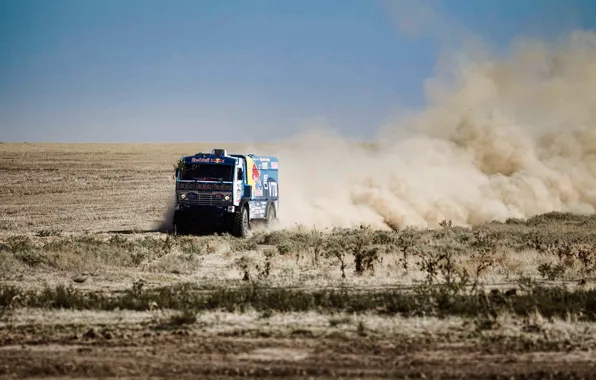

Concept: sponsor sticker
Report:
left=176, top=182, right=233, bottom=191
left=191, top=157, right=210, bottom=163
left=189, top=157, right=226, bottom=163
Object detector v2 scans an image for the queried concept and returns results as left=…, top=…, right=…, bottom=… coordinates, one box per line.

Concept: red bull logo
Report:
left=252, top=163, right=260, bottom=184
left=212, top=158, right=224, bottom=163
left=251, top=162, right=264, bottom=197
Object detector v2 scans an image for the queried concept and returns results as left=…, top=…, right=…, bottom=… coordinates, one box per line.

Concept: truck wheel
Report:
left=265, top=204, right=276, bottom=228
left=232, top=205, right=249, bottom=238
left=174, top=222, right=189, bottom=235
left=173, top=211, right=189, bottom=235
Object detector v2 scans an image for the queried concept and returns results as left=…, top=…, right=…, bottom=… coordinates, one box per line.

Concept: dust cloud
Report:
left=156, top=27, right=596, bottom=233
left=156, top=193, right=177, bottom=233
left=266, top=30, right=596, bottom=230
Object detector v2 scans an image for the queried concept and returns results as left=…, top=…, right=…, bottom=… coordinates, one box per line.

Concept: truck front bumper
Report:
left=174, top=204, right=236, bottom=229
left=175, top=202, right=235, bottom=213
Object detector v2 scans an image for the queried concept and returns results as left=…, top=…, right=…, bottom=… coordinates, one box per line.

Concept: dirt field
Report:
left=2, top=143, right=596, bottom=379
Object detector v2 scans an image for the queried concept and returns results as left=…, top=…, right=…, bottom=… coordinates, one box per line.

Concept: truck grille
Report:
left=182, top=193, right=227, bottom=206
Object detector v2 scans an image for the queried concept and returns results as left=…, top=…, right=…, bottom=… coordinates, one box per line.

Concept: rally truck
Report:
left=172, top=148, right=279, bottom=237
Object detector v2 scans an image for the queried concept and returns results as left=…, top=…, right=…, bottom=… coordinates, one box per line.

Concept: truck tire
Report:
left=265, top=203, right=276, bottom=228
left=232, top=205, right=249, bottom=238
left=173, top=211, right=190, bottom=235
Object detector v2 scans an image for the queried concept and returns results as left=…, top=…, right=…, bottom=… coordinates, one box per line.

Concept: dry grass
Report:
left=2, top=144, right=596, bottom=316
left=2, top=219, right=596, bottom=293
left=3, top=307, right=596, bottom=349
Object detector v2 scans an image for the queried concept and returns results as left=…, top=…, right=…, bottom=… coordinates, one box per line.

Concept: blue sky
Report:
left=1, top=0, right=595, bottom=143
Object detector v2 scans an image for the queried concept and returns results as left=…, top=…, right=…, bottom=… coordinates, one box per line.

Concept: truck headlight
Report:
left=180, top=193, right=186, bottom=199
left=224, top=195, right=230, bottom=201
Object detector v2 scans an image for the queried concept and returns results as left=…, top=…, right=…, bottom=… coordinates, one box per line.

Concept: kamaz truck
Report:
left=172, top=148, right=279, bottom=237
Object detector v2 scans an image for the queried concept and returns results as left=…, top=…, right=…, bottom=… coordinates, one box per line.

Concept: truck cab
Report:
left=173, top=148, right=279, bottom=237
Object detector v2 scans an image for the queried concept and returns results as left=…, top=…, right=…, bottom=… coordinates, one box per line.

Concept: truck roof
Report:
left=180, top=149, right=278, bottom=169
left=181, top=152, right=237, bottom=165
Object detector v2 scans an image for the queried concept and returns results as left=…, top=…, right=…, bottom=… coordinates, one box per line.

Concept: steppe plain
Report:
left=1, top=143, right=596, bottom=379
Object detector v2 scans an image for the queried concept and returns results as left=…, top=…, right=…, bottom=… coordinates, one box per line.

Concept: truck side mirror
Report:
left=237, top=168, right=243, bottom=181
left=175, top=168, right=180, bottom=179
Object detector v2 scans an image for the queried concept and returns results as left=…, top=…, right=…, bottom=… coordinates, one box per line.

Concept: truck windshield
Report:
left=180, top=164, right=233, bottom=181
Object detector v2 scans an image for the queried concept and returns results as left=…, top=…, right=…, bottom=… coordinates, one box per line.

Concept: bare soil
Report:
left=2, top=310, right=596, bottom=379
left=3, top=332, right=594, bottom=379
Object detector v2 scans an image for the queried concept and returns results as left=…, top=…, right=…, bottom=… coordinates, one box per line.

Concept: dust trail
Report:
left=156, top=193, right=176, bottom=233
left=264, top=30, right=596, bottom=230
left=155, top=27, right=596, bottom=232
